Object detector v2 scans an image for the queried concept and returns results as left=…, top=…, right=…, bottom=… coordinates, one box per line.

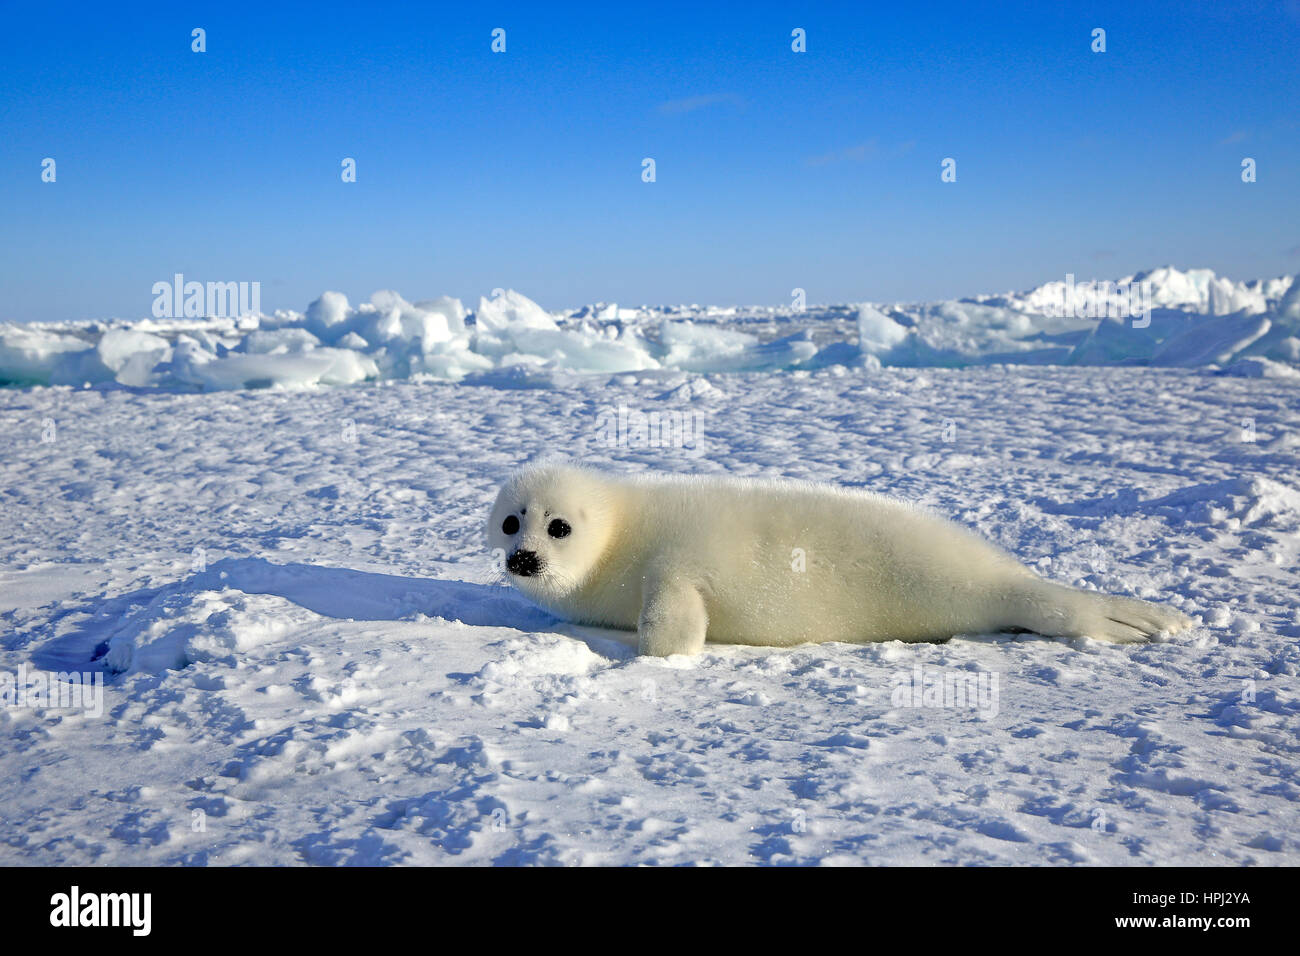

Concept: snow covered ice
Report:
left=3, top=266, right=1300, bottom=390
left=1, top=268, right=1299, bottom=865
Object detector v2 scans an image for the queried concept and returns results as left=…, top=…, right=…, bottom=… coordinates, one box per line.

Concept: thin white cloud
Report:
left=805, top=140, right=880, bottom=167
left=657, top=93, right=744, bottom=115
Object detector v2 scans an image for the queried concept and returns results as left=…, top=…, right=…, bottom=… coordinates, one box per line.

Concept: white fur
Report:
left=485, top=464, right=1193, bottom=656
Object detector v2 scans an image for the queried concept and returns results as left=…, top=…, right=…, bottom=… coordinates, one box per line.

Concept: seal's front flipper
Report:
left=638, top=577, right=708, bottom=657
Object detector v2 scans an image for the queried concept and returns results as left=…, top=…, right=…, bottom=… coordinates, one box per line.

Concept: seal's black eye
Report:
left=547, top=518, right=571, bottom=539
left=502, top=514, right=520, bottom=535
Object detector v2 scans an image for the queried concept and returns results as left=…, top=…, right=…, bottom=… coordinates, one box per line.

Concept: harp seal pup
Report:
left=485, top=464, right=1193, bottom=657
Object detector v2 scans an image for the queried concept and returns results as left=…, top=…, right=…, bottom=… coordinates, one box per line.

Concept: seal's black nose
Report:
left=507, top=549, right=542, bottom=577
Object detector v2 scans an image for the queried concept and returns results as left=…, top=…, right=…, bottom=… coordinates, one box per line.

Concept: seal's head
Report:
left=487, top=465, right=618, bottom=605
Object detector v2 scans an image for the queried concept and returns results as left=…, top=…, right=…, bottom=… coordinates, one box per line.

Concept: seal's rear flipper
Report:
left=1012, top=581, right=1193, bottom=644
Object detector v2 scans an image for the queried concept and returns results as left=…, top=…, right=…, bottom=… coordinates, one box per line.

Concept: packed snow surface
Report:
left=3, top=266, right=1299, bottom=390
left=1, top=359, right=1298, bottom=865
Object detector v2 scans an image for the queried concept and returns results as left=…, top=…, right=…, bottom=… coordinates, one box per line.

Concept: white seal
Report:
left=485, top=464, right=1193, bottom=656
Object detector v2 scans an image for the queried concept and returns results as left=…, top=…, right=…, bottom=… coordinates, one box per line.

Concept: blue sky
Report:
left=2, top=1, right=1298, bottom=323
